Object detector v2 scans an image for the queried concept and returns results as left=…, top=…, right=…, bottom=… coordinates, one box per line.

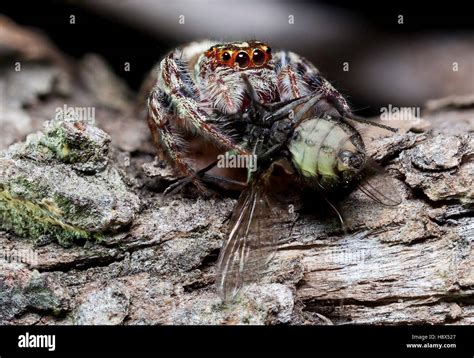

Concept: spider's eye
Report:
left=235, top=52, right=250, bottom=68
left=252, top=49, right=265, bottom=66
left=221, top=52, right=231, bottom=61
left=266, top=47, right=272, bottom=54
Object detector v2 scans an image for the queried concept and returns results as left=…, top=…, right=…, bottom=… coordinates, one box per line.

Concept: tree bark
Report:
left=0, top=17, right=472, bottom=325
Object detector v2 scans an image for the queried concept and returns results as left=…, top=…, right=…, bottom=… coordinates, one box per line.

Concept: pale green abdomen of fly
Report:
left=288, top=117, right=363, bottom=188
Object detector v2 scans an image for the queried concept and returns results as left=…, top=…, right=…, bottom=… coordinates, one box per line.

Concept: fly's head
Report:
left=337, top=149, right=366, bottom=182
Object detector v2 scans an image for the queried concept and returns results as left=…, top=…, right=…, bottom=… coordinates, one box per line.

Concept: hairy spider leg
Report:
left=159, top=51, right=248, bottom=154
left=273, top=51, right=397, bottom=132
left=147, top=87, right=210, bottom=192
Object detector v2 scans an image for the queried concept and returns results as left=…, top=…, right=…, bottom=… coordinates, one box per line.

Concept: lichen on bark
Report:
left=0, top=114, right=140, bottom=246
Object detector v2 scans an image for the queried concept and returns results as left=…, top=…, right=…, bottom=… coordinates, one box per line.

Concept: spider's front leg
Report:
left=147, top=49, right=250, bottom=194
left=147, top=88, right=209, bottom=194
left=159, top=51, right=248, bottom=155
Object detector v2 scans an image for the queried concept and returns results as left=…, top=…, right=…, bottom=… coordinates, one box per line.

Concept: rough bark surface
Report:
left=0, top=17, right=472, bottom=325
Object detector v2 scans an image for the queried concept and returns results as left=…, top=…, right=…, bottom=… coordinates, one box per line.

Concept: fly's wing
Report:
left=357, top=158, right=403, bottom=207
left=215, top=170, right=298, bottom=301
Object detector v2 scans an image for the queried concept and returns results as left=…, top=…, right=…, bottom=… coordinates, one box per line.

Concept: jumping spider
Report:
left=146, top=40, right=401, bottom=300
left=146, top=40, right=392, bottom=194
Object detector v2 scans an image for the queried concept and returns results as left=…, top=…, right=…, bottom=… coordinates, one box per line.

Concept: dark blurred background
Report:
left=2, top=0, right=474, bottom=116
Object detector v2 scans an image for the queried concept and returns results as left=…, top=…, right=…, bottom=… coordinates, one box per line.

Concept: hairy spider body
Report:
left=146, top=40, right=352, bottom=192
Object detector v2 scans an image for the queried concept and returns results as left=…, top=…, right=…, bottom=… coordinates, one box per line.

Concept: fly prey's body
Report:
left=289, top=116, right=366, bottom=189
left=215, top=80, right=400, bottom=300
left=224, top=80, right=368, bottom=192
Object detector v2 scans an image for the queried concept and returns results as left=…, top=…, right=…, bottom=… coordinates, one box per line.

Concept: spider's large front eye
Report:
left=221, top=52, right=231, bottom=62
left=252, top=49, right=265, bottom=66
left=235, top=52, right=250, bottom=68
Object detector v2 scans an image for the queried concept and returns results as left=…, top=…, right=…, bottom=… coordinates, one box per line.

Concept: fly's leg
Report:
left=163, top=157, right=247, bottom=196
left=162, top=159, right=219, bottom=196
left=201, top=174, right=246, bottom=189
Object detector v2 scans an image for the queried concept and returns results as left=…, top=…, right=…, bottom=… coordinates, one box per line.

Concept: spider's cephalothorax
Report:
left=197, top=41, right=277, bottom=113
left=146, top=40, right=354, bottom=192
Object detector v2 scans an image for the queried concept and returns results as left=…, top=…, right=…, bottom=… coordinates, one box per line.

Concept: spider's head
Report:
left=205, top=41, right=272, bottom=70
